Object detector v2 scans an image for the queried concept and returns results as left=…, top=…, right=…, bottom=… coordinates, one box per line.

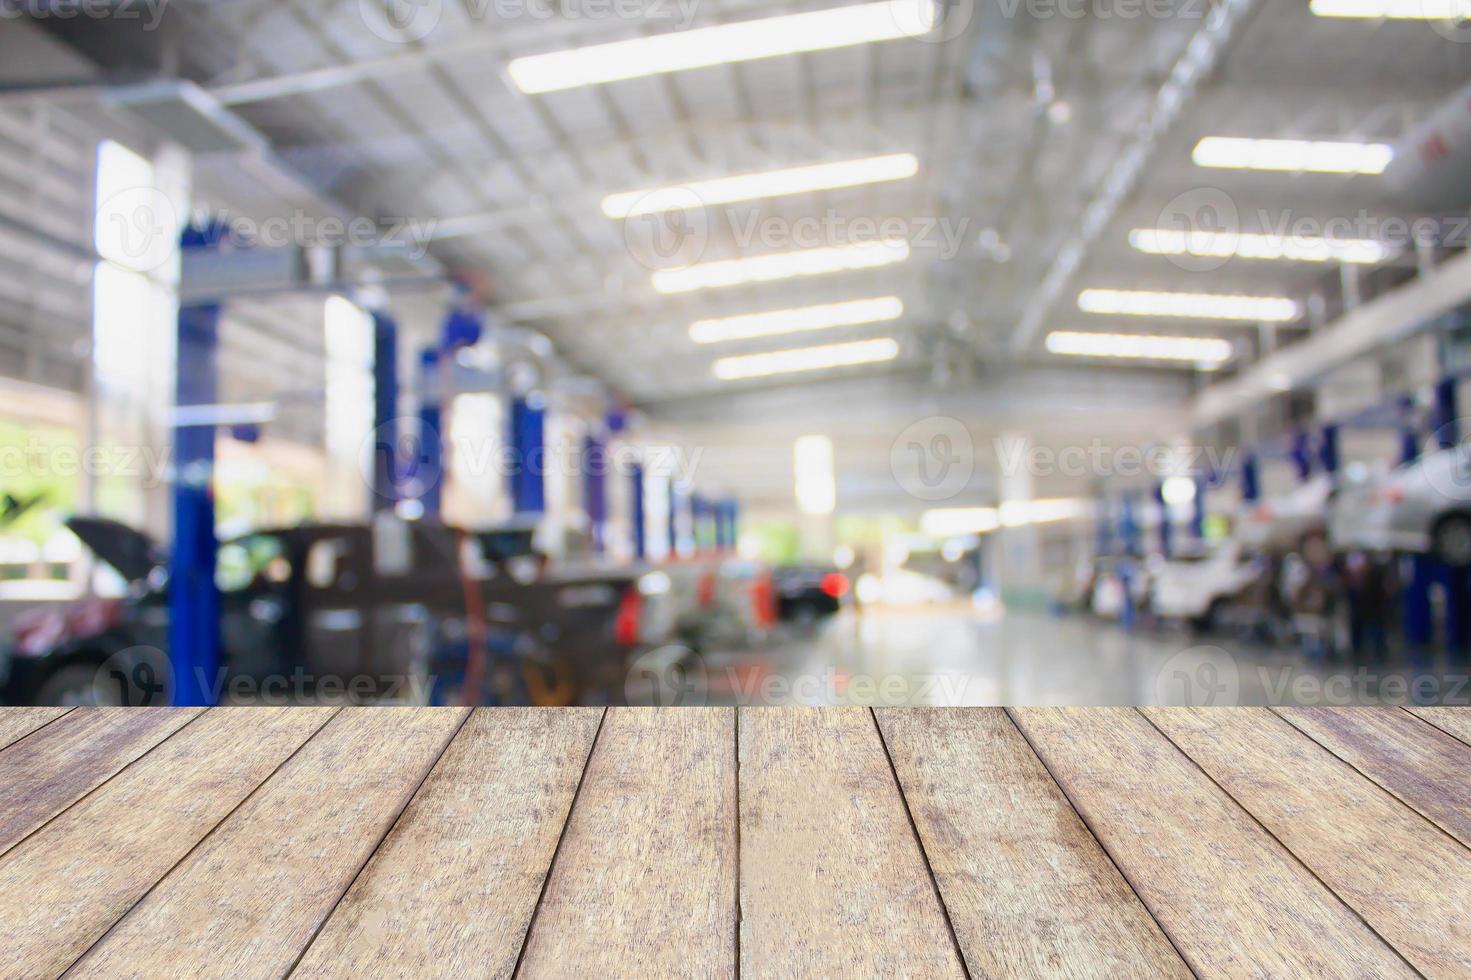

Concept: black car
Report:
left=0, top=517, right=645, bottom=707
left=770, top=564, right=849, bottom=627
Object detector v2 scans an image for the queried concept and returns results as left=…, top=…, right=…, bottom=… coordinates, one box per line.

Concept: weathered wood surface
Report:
left=0, top=706, right=1464, bottom=978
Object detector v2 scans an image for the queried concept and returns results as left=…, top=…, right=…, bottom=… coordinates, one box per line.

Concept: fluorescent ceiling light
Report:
left=1129, top=228, right=1392, bottom=265
left=1045, top=331, right=1234, bottom=366
left=1311, top=0, right=1471, bottom=18
left=794, top=435, right=837, bottom=516
left=690, top=296, right=903, bottom=344
left=509, top=0, right=938, bottom=94
left=921, top=499, right=1086, bottom=537
left=1078, top=288, right=1300, bottom=322
left=1192, top=137, right=1394, bottom=175
left=654, top=240, right=910, bottom=294
left=713, top=337, right=900, bottom=380
left=604, top=155, right=919, bottom=218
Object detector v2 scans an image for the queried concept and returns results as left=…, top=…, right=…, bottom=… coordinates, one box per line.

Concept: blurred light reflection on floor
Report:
left=687, top=605, right=1471, bottom=708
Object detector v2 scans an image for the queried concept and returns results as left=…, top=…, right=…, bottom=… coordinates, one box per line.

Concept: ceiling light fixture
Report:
left=690, top=296, right=904, bottom=344
left=1311, top=0, right=1471, bottom=19
left=713, top=337, right=900, bottom=380
left=508, top=0, right=938, bottom=94
left=654, top=240, right=910, bottom=294
left=1077, top=288, right=1300, bottom=322
left=1045, top=330, right=1234, bottom=366
left=603, top=155, right=920, bottom=218
left=1192, top=137, right=1394, bottom=174
left=1129, top=228, right=1392, bottom=264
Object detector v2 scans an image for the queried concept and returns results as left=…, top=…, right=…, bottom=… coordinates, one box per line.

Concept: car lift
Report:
left=169, top=220, right=429, bottom=705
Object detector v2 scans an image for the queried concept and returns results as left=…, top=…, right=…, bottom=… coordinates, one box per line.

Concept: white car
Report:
left=1151, top=541, right=1264, bottom=629
left=1238, top=475, right=1331, bottom=553
left=1329, top=447, right=1471, bottom=565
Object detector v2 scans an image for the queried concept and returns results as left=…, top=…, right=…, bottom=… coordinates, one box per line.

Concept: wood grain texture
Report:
left=0, top=708, right=201, bottom=857
left=516, top=708, right=736, bottom=980
left=1276, top=707, right=1471, bottom=848
left=1011, top=708, right=1416, bottom=979
left=0, top=708, right=69, bottom=751
left=0, top=707, right=335, bottom=980
left=66, top=707, right=468, bottom=980
left=739, top=708, right=965, bottom=980
left=293, top=707, right=603, bottom=979
left=1406, top=706, right=1471, bottom=747
left=1146, top=707, right=1471, bottom=978
left=876, top=708, right=1189, bottom=979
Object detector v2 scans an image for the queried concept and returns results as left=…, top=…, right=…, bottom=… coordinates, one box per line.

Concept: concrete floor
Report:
left=685, top=605, right=1471, bottom=707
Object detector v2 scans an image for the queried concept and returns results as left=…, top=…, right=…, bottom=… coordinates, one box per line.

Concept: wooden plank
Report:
left=293, top=708, right=603, bottom=979
left=0, top=706, right=336, bottom=980
left=0, top=708, right=201, bottom=857
left=1406, top=706, right=1471, bottom=747
left=66, top=707, right=468, bottom=980
left=1276, top=707, right=1471, bottom=848
left=1011, top=708, right=1416, bottom=978
left=516, top=708, right=736, bottom=979
left=876, top=708, right=1189, bottom=979
left=738, top=708, right=965, bottom=980
left=1146, top=707, right=1471, bottom=977
left=0, top=707, right=68, bottom=750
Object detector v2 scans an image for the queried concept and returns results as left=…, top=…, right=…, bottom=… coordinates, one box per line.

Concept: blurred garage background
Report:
left=1, top=0, right=1470, bottom=706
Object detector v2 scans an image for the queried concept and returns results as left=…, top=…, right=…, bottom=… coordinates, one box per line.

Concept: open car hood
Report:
left=65, top=516, right=164, bottom=585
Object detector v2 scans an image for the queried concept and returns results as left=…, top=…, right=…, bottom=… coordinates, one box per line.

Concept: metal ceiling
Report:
left=15, top=0, right=1471, bottom=408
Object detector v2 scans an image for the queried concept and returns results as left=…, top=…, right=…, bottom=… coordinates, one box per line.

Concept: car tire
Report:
left=32, top=662, right=124, bottom=706
left=1432, top=513, right=1471, bottom=567
left=1190, top=598, right=1226, bottom=635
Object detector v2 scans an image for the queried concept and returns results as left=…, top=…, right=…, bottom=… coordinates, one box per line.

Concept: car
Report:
left=1328, top=447, right=1471, bottom=565
left=1150, top=541, right=1266, bottom=631
left=0, top=516, right=647, bottom=707
left=1238, top=475, right=1331, bottom=554
left=770, top=564, right=849, bottom=627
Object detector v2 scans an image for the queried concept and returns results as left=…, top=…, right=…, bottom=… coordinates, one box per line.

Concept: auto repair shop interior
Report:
left=2, top=1, right=1471, bottom=709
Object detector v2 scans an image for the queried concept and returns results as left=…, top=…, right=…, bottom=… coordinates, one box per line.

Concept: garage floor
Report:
left=697, top=607, right=1471, bottom=707
left=1, top=707, right=1468, bottom=977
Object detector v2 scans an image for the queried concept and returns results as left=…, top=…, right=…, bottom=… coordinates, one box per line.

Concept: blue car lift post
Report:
left=169, top=225, right=226, bottom=705
left=168, top=223, right=410, bottom=705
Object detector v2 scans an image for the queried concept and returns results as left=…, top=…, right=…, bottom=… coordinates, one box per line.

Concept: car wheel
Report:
left=1190, top=598, right=1226, bottom=635
left=1432, top=514, right=1471, bottom=567
left=33, top=663, right=125, bottom=706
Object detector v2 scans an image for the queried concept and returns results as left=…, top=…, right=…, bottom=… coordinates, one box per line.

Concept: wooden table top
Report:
left=1, top=706, right=1468, bottom=978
